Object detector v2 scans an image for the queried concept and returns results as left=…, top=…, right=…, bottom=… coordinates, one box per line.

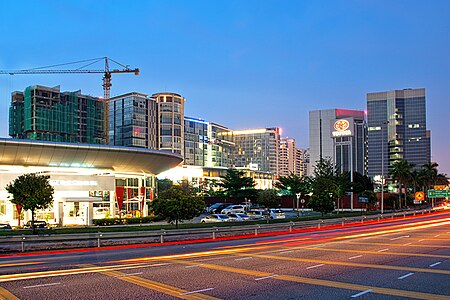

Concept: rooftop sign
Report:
left=331, top=118, right=354, bottom=138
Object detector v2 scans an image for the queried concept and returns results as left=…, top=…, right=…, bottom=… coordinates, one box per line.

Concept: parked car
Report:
left=210, top=204, right=230, bottom=214
left=246, top=210, right=268, bottom=220
left=200, top=214, right=230, bottom=223
left=0, top=223, right=12, bottom=230
left=227, top=213, right=251, bottom=222
left=206, top=203, right=225, bottom=213
left=269, top=209, right=286, bottom=219
left=24, top=220, right=47, bottom=229
left=221, top=205, right=246, bottom=215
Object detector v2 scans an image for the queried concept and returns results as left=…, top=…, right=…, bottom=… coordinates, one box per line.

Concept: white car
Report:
left=200, top=214, right=230, bottom=223
left=227, top=213, right=251, bottom=222
left=269, top=209, right=286, bottom=219
left=221, top=205, right=246, bottom=215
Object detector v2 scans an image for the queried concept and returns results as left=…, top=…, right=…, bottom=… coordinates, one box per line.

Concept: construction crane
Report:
left=0, top=57, right=139, bottom=143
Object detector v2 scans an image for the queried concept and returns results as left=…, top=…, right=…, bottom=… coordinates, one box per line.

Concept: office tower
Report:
left=184, top=117, right=234, bottom=168
left=309, top=109, right=367, bottom=175
left=152, top=92, right=185, bottom=155
left=9, top=85, right=105, bottom=144
left=109, top=92, right=157, bottom=149
left=231, top=128, right=280, bottom=176
left=367, top=88, right=430, bottom=178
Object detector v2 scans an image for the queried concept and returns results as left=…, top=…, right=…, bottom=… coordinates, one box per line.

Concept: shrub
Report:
left=93, top=216, right=162, bottom=226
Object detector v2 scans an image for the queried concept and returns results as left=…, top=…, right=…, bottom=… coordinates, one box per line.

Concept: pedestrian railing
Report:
left=0, top=209, right=434, bottom=253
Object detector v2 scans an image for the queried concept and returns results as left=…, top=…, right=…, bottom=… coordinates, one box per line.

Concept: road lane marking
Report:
left=398, top=273, right=414, bottom=280
left=234, top=252, right=450, bottom=276
left=255, top=274, right=279, bottom=281
left=429, top=262, right=442, bottom=267
left=418, top=239, right=425, bottom=242
left=348, top=255, right=363, bottom=260
left=0, top=286, right=19, bottom=300
left=341, top=241, right=450, bottom=249
left=306, top=264, right=325, bottom=269
left=279, top=250, right=293, bottom=254
left=235, top=257, right=252, bottom=261
left=181, top=288, right=214, bottom=295
left=0, top=262, right=42, bottom=268
left=351, top=289, right=372, bottom=298
left=170, top=259, right=450, bottom=300
left=23, top=282, right=61, bottom=289
left=390, top=235, right=410, bottom=241
left=403, top=243, right=412, bottom=246
left=86, top=264, right=219, bottom=300
left=434, top=235, right=441, bottom=238
left=377, top=249, right=389, bottom=252
left=114, top=272, right=143, bottom=277
left=185, top=264, right=204, bottom=268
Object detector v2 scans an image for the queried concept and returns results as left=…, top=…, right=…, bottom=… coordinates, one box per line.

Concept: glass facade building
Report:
left=367, top=88, right=430, bottom=178
left=9, top=85, right=105, bottom=144
left=109, top=92, right=157, bottom=149
left=309, top=109, right=367, bottom=175
left=184, top=117, right=208, bottom=166
left=152, top=92, right=185, bottom=155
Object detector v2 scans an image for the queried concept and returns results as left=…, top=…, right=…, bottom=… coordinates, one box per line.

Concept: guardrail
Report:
left=0, top=209, right=434, bottom=253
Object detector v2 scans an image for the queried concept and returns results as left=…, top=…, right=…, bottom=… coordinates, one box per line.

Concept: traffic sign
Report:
left=428, top=190, right=450, bottom=198
left=415, top=191, right=425, bottom=201
left=358, top=197, right=368, bottom=203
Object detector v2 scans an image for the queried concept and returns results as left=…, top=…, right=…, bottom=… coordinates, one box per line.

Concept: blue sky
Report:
left=1, top=0, right=449, bottom=174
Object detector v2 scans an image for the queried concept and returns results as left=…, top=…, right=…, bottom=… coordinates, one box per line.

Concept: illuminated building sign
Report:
left=331, top=118, right=354, bottom=138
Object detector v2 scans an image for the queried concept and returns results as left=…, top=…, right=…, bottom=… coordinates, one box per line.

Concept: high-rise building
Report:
left=9, top=85, right=105, bottom=144
left=184, top=117, right=234, bottom=168
left=109, top=92, right=157, bottom=149
left=229, top=128, right=280, bottom=176
left=302, top=148, right=311, bottom=176
left=279, top=138, right=303, bottom=177
left=366, top=88, right=430, bottom=178
left=152, top=92, right=185, bottom=155
left=309, top=109, right=367, bottom=175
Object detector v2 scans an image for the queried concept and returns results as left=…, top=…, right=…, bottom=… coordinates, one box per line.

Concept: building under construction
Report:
left=9, top=85, right=105, bottom=144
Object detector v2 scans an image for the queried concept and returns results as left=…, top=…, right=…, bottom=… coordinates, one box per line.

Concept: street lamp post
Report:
left=296, top=193, right=301, bottom=217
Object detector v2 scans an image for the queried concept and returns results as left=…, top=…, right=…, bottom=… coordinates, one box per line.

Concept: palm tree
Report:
left=421, top=162, right=439, bottom=191
left=389, top=160, right=414, bottom=208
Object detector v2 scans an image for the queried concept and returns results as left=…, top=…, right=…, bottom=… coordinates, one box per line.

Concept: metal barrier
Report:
left=0, top=209, right=433, bottom=253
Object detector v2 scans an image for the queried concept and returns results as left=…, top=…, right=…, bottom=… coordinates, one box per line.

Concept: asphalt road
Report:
left=0, top=211, right=449, bottom=299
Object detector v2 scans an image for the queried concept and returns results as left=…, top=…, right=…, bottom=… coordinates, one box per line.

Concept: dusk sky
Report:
left=1, top=0, right=449, bottom=174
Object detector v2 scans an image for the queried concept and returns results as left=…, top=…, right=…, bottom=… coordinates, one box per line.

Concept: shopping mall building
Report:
left=0, top=138, right=182, bottom=227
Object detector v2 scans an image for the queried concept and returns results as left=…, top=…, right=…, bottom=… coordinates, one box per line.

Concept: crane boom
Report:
left=0, top=57, right=139, bottom=144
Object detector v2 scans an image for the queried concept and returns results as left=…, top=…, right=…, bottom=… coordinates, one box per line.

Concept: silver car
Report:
left=200, top=214, right=230, bottom=223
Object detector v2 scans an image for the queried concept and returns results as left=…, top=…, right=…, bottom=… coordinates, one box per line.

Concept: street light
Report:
left=296, top=193, right=301, bottom=217
left=381, top=121, right=389, bottom=214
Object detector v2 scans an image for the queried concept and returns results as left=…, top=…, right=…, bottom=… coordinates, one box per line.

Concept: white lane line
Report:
left=348, top=255, right=363, bottom=260
left=181, top=288, right=214, bottom=295
left=398, top=273, right=414, bottom=280
left=418, top=239, right=425, bottom=242
left=390, top=235, right=410, bottom=241
left=23, top=282, right=61, bottom=289
left=279, top=250, right=294, bottom=254
left=255, top=274, right=279, bottom=281
left=429, top=262, right=442, bottom=267
left=306, top=264, right=325, bottom=269
left=351, top=289, right=373, bottom=298
left=185, top=264, right=204, bottom=268
left=377, top=248, right=389, bottom=252
left=403, top=243, right=412, bottom=246
left=434, top=234, right=441, bottom=238
left=235, top=257, right=252, bottom=261
left=114, top=272, right=143, bottom=277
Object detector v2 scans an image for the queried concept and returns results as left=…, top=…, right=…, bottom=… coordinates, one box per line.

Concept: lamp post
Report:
left=381, top=121, right=389, bottom=214
left=296, top=193, right=301, bottom=217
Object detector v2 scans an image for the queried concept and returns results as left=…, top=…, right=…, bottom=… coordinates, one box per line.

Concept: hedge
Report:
left=93, top=216, right=162, bottom=226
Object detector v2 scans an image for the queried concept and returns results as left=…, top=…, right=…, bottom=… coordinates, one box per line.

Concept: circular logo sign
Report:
left=334, top=120, right=350, bottom=131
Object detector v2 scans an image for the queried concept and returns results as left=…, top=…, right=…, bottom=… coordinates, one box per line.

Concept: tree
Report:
left=151, top=184, right=205, bottom=228
left=217, top=168, right=258, bottom=200
left=156, top=178, right=173, bottom=195
left=5, top=173, right=54, bottom=234
left=257, top=189, right=280, bottom=210
left=275, top=173, right=311, bottom=200
left=308, top=158, right=339, bottom=215
left=389, top=160, right=414, bottom=208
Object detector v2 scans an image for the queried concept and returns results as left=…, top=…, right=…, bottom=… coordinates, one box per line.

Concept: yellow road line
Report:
left=283, top=245, right=450, bottom=260
left=170, top=259, right=450, bottom=300
left=90, top=265, right=219, bottom=300
left=0, top=286, right=19, bottom=300
left=234, top=252, right=450, bottom=275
